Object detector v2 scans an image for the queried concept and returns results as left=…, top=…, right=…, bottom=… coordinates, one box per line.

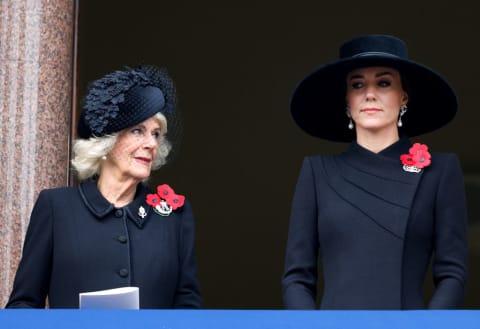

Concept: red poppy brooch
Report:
left=400, top=143, right=431, bottom=173
left=144, top=184, right=185, bottom=217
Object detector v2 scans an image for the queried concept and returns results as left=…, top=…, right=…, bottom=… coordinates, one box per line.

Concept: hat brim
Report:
left=290, top=56, right=458, bottom=142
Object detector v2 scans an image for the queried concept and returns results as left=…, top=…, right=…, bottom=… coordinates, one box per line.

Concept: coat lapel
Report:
left=79, top=179, right=153, bottom=229
left=125, top=183, right=154, bottom=228
left=322, top=138, right=423, bottom=239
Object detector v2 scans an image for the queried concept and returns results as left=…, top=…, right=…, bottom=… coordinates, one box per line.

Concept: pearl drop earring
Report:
left=398, top=104, right=408, bottom=127
left=346, top=107, right=354, bottom=130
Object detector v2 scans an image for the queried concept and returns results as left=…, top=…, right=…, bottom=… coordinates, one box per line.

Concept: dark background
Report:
left=77, top=0, right=480, bottom=309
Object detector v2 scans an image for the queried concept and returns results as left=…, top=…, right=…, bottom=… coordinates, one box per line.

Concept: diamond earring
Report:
left=398, top=104, right=407, bottom=127
left=346, top=107, right=354, bottom=130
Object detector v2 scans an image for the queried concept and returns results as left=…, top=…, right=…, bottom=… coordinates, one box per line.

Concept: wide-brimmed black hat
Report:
left=290, top=34, right=458, bottom=142
left=78, top=64, right=181, bottom=141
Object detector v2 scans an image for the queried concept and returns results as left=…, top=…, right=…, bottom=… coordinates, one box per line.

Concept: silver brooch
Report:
left=138, top=206, right=147, bottom=219
left=154, top=200, right=173, bottom=216
left=402, top=165, right=422, bottom=173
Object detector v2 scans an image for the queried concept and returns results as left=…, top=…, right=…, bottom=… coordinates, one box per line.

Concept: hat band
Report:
left=351, top=51, right=401, bottom=59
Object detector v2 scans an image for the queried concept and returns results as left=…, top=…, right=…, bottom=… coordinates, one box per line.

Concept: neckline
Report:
left=340, top=137, right=414, bottom=181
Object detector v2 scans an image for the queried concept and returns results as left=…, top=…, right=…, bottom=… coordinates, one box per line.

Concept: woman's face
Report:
left=345, top=66, right=408, bottom=136
left=102, top=116, right=163, bottom=182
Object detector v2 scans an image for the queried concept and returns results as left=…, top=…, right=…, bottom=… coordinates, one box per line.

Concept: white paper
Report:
left=79, top=286, right=139, bottom=309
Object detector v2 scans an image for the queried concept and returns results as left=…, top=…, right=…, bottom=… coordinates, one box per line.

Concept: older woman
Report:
left=282, top=35, right=468, bottom=309
left=6, top=65, right=201, bottom=309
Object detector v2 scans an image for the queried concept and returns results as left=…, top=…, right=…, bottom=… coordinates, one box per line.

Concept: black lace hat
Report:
left=290, top=34, right=458, bottom=142
left=78, top=65, right=181, bottom=142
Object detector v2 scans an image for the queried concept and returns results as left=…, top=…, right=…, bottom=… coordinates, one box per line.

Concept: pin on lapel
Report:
left=138, top=206, right=147, bottom=219
left=400, top=143, right=431, bottom=173
left=402, top=165, right=422, bottom=173
left=145, top=184, right=185, bottom=217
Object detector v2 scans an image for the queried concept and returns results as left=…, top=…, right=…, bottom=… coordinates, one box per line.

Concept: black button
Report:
left=117, top=235, right=127, bottom=243
left=114, top=209, right=123, bottom=217
left=118, top=268, right=129, bottom=277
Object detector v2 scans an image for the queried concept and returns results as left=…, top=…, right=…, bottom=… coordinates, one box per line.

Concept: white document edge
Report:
left=79, top=286, right=140, bottom=309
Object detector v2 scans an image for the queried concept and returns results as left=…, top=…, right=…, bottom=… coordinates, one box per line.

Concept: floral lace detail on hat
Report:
left=400, top=143, right=431, bottom=173
left=146, top=184, right=185, bottom=216
left=83, top=68, right=153, bottom=136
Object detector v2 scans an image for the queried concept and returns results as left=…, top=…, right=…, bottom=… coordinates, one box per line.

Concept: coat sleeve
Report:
left=428, top=154, right=468, bottom=309
left=173, top=200, right=202, bottom=308
left=5, top=190, right=53, bottom=308
left=282, top=157, right=319, bottom=309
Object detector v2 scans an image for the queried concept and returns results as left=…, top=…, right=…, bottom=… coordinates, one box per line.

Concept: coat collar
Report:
left=342, top=137, right=413, bottom=179
left=78, top=179, right=153, bottom=228
left=322, top=137, right=423, bottom=239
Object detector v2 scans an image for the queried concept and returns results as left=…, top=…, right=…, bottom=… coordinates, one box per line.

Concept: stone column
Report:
left=0, top=0, right=76, bottom=306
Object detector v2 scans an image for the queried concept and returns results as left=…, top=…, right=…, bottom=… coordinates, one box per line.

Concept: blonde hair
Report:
left=71, top=113, right=171, bottom=180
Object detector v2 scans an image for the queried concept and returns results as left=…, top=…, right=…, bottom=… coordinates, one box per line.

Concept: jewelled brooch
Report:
left=145, top=184, right=185, bottom=216
left=400, top=143, right=431, bottom=173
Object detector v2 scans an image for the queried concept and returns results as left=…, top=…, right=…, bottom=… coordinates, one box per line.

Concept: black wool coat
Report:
left=6, top=179, right=202, bottom=309
left=282, top=138, right=468, bottom=309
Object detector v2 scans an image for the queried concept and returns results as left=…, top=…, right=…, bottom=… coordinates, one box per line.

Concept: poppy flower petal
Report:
left=401, top=143, right=432, bottom=170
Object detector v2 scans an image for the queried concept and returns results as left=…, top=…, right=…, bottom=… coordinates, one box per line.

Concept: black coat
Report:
left=6, top=179, right=201, bottom=309
left=282, top=138, right=468, bottom=309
